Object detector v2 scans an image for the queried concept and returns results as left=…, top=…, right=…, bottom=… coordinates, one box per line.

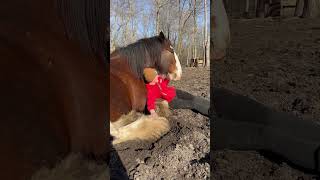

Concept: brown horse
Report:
left=0, top=0, right=107, bottom=179
left=110, top=32, right=182, bottom=144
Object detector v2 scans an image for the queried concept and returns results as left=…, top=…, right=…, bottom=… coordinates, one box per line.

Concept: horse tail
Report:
left=110, top=111, right=170, bottom=145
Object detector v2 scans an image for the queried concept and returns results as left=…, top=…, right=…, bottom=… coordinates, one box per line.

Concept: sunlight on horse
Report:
left=110, top=32, right=182, bottom=145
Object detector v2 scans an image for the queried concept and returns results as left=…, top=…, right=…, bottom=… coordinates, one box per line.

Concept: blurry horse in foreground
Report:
left=110, top=32, right=182, bottom=144
left=212, top=0, right=230, bottom=61
left=0, top=0, right=108, bottom=179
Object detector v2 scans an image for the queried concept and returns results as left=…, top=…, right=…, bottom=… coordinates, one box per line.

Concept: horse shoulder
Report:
left=111, top=59, right=146, bottom=112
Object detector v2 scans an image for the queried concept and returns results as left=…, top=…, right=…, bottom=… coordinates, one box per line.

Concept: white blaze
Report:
left=169, top=51, right=182, bottom=81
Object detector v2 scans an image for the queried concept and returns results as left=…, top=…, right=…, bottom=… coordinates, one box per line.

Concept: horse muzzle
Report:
left=169, top=71, right=182, bottom=81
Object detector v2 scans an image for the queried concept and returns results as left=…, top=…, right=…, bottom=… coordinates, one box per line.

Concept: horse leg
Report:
left=213, top=87, right=320, bottom=173
left=169, top=89, right=210, bottom=116
left=110, top=67, right=171, bottom=144
left=111, top=106, right=170, bottom=145
left=112, top=112, right=170, bottom=145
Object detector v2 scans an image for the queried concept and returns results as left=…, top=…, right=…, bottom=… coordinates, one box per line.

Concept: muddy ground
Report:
left=212, top=17, right=320, bottom=180
left=110, top=67, right=210, bottom=179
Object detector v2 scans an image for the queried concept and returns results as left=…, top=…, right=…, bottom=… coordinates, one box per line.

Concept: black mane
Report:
left=112, top=36, right=165, bottom=80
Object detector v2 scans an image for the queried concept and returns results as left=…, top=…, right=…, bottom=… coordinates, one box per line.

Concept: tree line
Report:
left=111, top=0, right=210, bottom=67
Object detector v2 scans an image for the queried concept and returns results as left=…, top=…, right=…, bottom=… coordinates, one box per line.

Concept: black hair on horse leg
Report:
left=170, top=89, right=210, bottom=116
left=213, top=87, right=320, bottom=174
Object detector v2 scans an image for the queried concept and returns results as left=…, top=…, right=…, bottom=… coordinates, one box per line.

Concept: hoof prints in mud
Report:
left=111, top=68, right=210, bottom=179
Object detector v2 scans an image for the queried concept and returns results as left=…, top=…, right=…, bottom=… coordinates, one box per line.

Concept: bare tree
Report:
left=245, top=0, right=250, bottom=17
left=176, top=0, right=194, bottom=56
left=111, top=0, right=209, bottom=67
left=295, top=0, right=320, bottom=17
left=192, top=0, right=197, bottom=59
left=203, top=0, right=209, bottom=67
left=154, top=0, right=171, bottom=34
left=295, top=0, right=305, bottom=17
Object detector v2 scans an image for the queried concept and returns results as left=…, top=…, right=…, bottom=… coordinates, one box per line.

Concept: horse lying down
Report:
left=110, top=89, right=210, bottom=145
left=212, top=87, right=320, bottom=174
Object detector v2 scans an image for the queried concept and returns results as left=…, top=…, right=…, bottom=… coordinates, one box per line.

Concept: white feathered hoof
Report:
left=111, top=113, right=170, bottom=145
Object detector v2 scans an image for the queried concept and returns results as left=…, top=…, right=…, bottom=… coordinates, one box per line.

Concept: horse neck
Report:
left=111, top=51, right=152, bottom=80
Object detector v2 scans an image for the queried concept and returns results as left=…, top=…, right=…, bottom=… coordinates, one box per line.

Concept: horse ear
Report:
left=159, top=31, right=165, bottom=40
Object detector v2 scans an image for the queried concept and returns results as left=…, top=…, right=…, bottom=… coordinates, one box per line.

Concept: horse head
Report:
left=111, top=32, right=182, bottom=81
left=157, top=31, right=182, bottom=81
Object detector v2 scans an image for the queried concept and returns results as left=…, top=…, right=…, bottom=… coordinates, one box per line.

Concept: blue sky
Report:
left=111, top=0, right=210, bottom=39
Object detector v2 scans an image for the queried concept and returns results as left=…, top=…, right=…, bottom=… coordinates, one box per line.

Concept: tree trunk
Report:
left=177, top=0, right=193, bottom=57
left=204, top=0, right=209, bottom=67
left=193, top=0, right=197, bottom=60
left=244, top=0, right=250, bottom=18
left=309, top=0, right=320, bottom=17
left=187, top=45, right=190, bottom=67
left=256, top=0, right=265, bottom=17
left=177, top=0, right=183, bottom=55
left=156, top=10, right=160, bottom=34
left=167, top=25, right=170, bottom=40
left=295, top=0, right=304, bottom=17
left=302, top=0, right=310, bottom=17
left=254, top=0, right=258, bottom=16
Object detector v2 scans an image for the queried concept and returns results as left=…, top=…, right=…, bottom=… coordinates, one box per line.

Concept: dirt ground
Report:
left=110, top=67, right=210, bottom=179
left=32, top=17, right=320, bottom=180
left=32, top=67, right=210, bottom=180
left=212, top=17, right=320, bottom=180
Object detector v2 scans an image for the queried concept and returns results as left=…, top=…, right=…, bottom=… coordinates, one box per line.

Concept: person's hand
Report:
left=150, top=109, right=158, bottom=118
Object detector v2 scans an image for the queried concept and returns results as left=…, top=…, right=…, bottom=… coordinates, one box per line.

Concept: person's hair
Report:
left=143, top=68, right=158, bottom=82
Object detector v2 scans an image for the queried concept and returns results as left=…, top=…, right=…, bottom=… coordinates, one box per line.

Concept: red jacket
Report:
left=146, top=76, right=176, bottom=112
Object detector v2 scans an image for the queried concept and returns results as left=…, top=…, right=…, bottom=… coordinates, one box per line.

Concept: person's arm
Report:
left=163, top=86, right=176, bottom=102
left=147, top=89, right=157, bottom=113
left=163, top=78, right=170, bottom=86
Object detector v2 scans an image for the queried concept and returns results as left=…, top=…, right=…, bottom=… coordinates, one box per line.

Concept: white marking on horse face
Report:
left=168, top=52, right=182, bottom=81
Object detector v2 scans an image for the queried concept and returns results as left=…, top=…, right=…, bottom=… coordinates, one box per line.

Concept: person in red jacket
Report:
left=143, top=68, right=176, bottom=117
